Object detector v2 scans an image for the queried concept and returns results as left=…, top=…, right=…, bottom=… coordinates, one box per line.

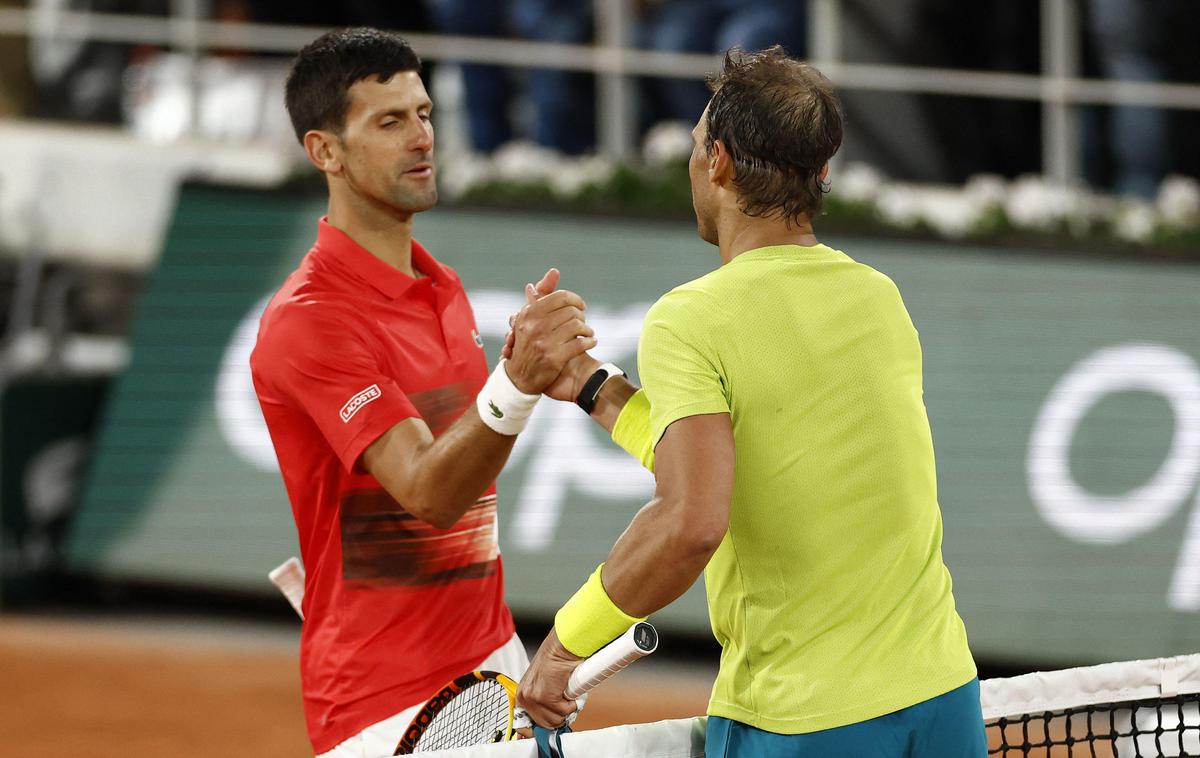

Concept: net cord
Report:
left=981, top=653, right=1200, bottom=723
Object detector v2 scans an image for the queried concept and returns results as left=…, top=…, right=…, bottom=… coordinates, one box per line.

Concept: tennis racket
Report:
left=393, top=621, right=659, bottom=755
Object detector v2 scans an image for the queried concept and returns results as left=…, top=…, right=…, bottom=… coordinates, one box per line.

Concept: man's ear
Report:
left=302, top=130, right=342, bottom=175
left=709, top=138, right=734, bottom=187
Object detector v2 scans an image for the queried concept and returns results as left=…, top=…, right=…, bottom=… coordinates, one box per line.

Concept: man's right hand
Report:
left=503, top=270, right=602, bottom=402
left=505, top=278, right=596, bottom=394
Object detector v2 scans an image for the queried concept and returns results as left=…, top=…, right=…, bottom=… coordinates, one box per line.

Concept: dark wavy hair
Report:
left=285, top=27, right=422, bottom=144
left=705, top=47, right=843, bottom=224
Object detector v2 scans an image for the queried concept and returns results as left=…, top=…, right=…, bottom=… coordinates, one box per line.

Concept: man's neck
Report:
left=716, top=213, right=819, bottom=265
left=327, top=193, right=420, bottom=277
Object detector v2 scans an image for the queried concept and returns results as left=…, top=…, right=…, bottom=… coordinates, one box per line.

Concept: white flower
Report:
left=1156, top=175, right=1200, bottom=229
left=437, top=153, right=494, bottom=201
left=917, top=187, right=983, bottom=238
left=875, top=184, right=987, bottom=238
left=1114, top=200, right=1158, bottom=243
left=1005, top=175, right=1084, bottom=232
left=963, top=174, right=1008, bottom=208
left=550, top=155, right=617, bottom=196
left=491, top=141, right=564, bottom=183
left=834, top=162, right=885, bottom=204
left=875, top=185, right=923, bottom=228
left=642, top=121, right=694, bottom=167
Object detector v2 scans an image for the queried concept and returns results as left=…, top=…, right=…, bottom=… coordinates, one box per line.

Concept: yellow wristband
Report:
left=554, top=563, right=647, bottom=657
left=611, top=389, right=656, bottom=472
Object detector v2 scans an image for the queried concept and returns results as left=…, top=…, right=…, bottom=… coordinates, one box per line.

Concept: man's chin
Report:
left=395, top=190, right=438, bottom=214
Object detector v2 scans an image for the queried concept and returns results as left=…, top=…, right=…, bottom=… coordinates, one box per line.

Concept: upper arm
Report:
left=653, top=412, right=735, bottom=546
left=637, top=290, right=735, bottom=544
left=638, top=290, right=731, bottom=450
left=257, top=305, right=422, bottom=471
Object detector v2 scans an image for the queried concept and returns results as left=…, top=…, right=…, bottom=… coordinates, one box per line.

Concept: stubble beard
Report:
left=343, top=160, right=438, bottom=216
left=694, top=203, right=718, bottom=246
left=392, top=182, right=438, bottom=214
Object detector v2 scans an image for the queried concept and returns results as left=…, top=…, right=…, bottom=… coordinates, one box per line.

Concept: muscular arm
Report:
left=363, top=286, right=595, bottom=529
left=360, top=412, right=516, bottom=529
left=598, top=411, right=734, bottom=613
left=516, top=412, right=734, bottom=726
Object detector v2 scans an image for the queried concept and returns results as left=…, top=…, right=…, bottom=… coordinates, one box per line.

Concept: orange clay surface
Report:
left=0, top=615, right=713, bottom=757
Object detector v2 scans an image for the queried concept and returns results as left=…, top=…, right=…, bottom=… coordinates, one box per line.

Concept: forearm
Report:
left=595, top=495, right=717, bottom=617
left=586, top=375, right=638, bottom=433
left=364, top=400, right=523, bottom=529
left=551, top=416, right=731, bottom=659
left=559, top=356, right=655, bottom=468
left=400, top=359, right=539, bottom=525
left=407, top=412, right=517, bottom=525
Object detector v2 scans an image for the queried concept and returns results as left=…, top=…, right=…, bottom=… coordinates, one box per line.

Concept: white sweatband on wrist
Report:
left=476, top=359, right=541, bottom=435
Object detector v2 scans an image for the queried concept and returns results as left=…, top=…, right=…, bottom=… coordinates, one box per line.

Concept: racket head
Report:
left=393, top=671, right=518, bottom=755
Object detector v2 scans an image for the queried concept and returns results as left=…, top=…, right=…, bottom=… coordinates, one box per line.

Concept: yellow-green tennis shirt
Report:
left=617, top=244, right=976, bottom=734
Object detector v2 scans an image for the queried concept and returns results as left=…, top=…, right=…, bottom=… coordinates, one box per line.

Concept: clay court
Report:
left=0, top=614, right=715, bottom=757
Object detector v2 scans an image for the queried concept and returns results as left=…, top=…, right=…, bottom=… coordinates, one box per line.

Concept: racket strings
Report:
left=417, top=678, right=512, bottom=751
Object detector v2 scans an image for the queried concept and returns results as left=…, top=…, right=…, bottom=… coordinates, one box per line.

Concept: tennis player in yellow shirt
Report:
left=514, top=46, right=986, bottom=757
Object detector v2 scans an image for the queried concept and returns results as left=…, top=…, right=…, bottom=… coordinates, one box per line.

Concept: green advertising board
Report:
left=67, top=184, right=1200, bottom=666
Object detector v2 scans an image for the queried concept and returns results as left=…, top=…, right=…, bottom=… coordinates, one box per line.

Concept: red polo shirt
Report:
left=250, top=219, right=514, bottom=753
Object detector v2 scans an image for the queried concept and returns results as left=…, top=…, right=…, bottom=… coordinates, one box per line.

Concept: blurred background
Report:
left=1, top=1, right=1199, bottom=756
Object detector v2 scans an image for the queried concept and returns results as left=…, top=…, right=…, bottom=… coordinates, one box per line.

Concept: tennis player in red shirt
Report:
left=250, top=28, right=594, bottom=757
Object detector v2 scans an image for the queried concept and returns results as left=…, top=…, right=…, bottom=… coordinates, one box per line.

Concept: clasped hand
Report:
left=503, top=269, right=603, bottom=401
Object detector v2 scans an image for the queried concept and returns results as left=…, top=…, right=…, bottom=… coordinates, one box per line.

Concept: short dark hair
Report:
left=705, top=47, right=843, bottom=224
left=285, top=27, right=422, bottom=144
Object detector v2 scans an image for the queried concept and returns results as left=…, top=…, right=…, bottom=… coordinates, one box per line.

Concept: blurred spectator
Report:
left=0, top=0, right=33, bottom=116
left=428, top=0, right=514, bottom=152
left=637, top=0, right=807, bottom=124
left=29, top=0, right=151, bottom=123
left=431, top=0, right=595, bottom=155
left=913, top=0, right=1042, bottom=183
left=512, top=0, right=595, bottom=154
left=27, top=0, right=431, bottom=127
left=246, top=1, right=430, bottom=43
left=1083, top=0, right=1169, bottom=199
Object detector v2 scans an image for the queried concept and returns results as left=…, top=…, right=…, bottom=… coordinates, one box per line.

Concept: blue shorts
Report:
left=706, top=678, right=987, bottom=758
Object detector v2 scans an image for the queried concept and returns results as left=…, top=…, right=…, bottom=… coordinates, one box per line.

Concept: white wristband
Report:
left=476, top=359, right=540, bottom=435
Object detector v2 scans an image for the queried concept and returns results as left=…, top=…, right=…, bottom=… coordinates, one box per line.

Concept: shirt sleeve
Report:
left=611, top=389, right=656, bottom=472
left=637, top=289, right=731, bottom=451
left=259, top=305, right=421, bottom=472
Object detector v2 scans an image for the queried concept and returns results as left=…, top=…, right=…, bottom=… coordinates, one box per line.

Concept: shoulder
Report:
left=843, top=256, right=908, bottom=310
left=253, top=286, right=373, bottom=372
left=639, top=280, right=726, bottom=362
left=646, top=273, right=724, bottom=323
left=824, top=246, right=900, bottom=289
left=265, top=284, right=364, bottom=334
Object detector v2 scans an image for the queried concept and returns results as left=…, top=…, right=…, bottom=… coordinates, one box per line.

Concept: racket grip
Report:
left=564, top=621, right=658, bottom=699
left=269, top=556, right=306, bottom=619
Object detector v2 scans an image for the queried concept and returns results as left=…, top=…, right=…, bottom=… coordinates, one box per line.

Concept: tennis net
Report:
left=413, top=653, right=1200, bottom=757
left=982, top=653, right=1200, bottom=756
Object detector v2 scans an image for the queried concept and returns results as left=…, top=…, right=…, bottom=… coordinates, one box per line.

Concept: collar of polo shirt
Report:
left=313, top=217, right=456, bottom=299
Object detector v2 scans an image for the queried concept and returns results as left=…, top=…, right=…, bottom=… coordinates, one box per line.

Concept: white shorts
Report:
left=317, top=633, right=529, bottom=758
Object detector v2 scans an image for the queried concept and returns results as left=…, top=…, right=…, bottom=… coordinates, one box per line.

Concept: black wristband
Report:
left=575, top=363, right=626, bottom=415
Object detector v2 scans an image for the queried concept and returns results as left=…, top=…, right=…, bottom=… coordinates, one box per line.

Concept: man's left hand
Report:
left=516, top=627, right=584, bottom=729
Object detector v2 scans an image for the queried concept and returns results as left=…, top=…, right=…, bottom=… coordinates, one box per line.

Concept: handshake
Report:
left=499, top=267, right=609, bottom=407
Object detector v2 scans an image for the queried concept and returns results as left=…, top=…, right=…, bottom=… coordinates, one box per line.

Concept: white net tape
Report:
left=980, top=653, right=1200, bottom=722
left=395, top=716, right=705, bottom=757
left=392, top=653, right=1200, bottom=757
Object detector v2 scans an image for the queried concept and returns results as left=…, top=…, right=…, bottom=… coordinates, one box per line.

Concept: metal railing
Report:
left=2, top=1, right=1199, bottom=178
